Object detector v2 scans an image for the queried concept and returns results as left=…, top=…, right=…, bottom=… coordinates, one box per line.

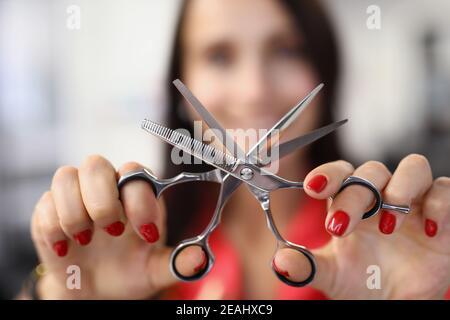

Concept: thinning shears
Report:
left=118, top=80, right=410, bottom=287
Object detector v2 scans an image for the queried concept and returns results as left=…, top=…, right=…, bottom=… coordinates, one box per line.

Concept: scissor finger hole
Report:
left=171, top=244, right=211, bottom=281
left=117, top=169, right=160, bottom=196
left=337, top=176, right=383, bottom=220
left=272, top=247, right=316, bottom=287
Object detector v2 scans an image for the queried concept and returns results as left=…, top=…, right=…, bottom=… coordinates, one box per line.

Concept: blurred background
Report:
left=0, top=0, right=449, bottom=298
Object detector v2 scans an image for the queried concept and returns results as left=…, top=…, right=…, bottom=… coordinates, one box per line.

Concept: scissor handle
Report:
left=253, top=189, right=316, bottom=287
left=118, top=168, right=224, bottom=282
left=336, top=176, right=410, bottom=220
left=272, top=241, right=316, bottom=287
left=169, top=177, right=240, bottom=282
left=117, top=168, right=222, bottom=198
left=118, top=168, right=161, bottom=196
left=169, top=236, right=214, bottom=281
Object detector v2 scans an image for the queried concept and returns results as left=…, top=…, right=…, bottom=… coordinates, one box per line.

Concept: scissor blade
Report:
left=173, top=79, right=245, bottom=160
left=274, top=119, right=348, bottom=161
left=248, top=83, right=324, bottom=158
left=141, top=118, right=254, bottom=181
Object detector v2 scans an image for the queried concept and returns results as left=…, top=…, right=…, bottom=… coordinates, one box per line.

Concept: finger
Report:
left=327, top=161, right=391, bottom=237
left=79, top=155, right=126, bottom=237
left=51, top=166, right=93, bottom=246
left=304, top=160, right=355, bottom=199
left=381, top=154, right=433, bottom=234
left=34, top=191, right=69, bottom=257
left=31, top=206, right=48, bottom=259
left=421, top=177, right=450, bottom=238
left=272, top=248, right=312, bottom=283
left=272, top=246, right=336, bottom=295
left=143, top=246, right=176, bottom=290
left=173, top=245, right=208, bottom=278
left=118, top=162, right=164, bottom=244
left=31, top=205, right=67, bottom=267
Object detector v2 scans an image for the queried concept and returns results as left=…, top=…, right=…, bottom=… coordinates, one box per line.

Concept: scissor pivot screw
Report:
left=240, top=167, right=254, bottom=180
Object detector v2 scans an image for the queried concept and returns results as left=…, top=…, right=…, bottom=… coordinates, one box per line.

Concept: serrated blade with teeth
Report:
left=141, top=118, right=239, bottom=174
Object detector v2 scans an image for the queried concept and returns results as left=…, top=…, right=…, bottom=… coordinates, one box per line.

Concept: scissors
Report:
left=118, top=80, right=410, bottom=287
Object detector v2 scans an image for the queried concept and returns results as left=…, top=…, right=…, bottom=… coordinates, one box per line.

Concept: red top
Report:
left=163, top=195, right=450, bottom=300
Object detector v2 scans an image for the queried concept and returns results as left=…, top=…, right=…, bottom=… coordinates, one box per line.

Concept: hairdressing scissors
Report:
left=118, top=80, right=410, bottom=287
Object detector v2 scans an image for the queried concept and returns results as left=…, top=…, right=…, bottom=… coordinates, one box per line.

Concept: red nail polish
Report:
left=53, top=240, right=68, bottom=257
left=425, top=219, right=437, bottom=237
left=327, top=210, right=350, bottom=236
left=73, top=229, right=92, bottom=246
left=272, top=259, right=290, bottom=278
left=194, top=250, right=207, bottom=273
left=104, top=221, right=125, bottom=237
left=306, top=175, right=328, bottom=193
left=379, top=211, right=396, bottom=234
left=140, top=223, right=159, bottom=243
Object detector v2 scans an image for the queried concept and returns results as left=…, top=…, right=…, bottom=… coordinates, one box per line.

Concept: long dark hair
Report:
left=163, top=0, right=341, bottom=246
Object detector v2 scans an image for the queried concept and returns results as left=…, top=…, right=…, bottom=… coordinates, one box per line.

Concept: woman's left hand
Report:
left=276, top=154, right=450, bottom=299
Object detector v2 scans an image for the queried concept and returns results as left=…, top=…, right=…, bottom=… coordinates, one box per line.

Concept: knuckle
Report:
left=41, top=190, right=52, bottom=201
left=334, top=160, right=354, bottom=172
left=86, top=201, right=117, bottom=221
left=30, top=212, right=44, bottom=245
left=383, top=187, right=411, bottom=206
left=362, top=160, right=390, bottom=175
left=402, top=153, right=430, bottom=170
left=341, top=184, right=374, bottom=204
left=40, top=222, right=62, bottom=238
left=31, top=227, right=44, bottom=247
left=30, top=210, right=40, bottom=232
left=434, top=176, right=450, bottom=188
left=53, top=166, right=78, bottom=185
left=60, top=218, right=84, bottom=233
left=425, top=195, right=450, bottom=216
left=34, top=191, right=52, bottom=213
left=80, top=154, right=112, bottom=174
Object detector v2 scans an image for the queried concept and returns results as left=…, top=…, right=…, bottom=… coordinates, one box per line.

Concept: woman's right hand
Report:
left=31, top=155, right=205, bottom=299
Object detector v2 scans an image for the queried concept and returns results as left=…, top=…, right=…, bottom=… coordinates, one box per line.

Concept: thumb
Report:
left=273, top=245, right=336, bottom=294
left=147, top=244, right=207, bottom=290
left=309, top=246, right=337, bottom=294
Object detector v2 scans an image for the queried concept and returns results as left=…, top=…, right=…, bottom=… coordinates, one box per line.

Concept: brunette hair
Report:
left=163, top=0, right=341, bottom=245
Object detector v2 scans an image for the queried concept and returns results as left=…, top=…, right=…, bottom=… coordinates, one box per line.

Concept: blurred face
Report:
left=181, top=0, right=321, bottom=151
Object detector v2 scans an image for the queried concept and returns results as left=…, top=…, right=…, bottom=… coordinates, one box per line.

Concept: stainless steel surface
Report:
left=118, top=79, right=411, bottom=287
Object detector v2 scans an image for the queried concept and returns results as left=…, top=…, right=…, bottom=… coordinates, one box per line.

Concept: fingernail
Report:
left=425, top=219, right=438, bottom=237
left=379, top=210, right=396, bottom=234
left=194, top=250, right=207, bottom=273
left=73, top=229, right=92, bottom=246
left=327, top=210, right=350, bottom=236
left=53, top=240, right=68, bottom=257
left=104, top=221, right=125, bottom=237
left=306, top=174, right=328, bottom=193
left=272, top=259, right=290, bottom=278
left=140, top=223, right=159, bottom=243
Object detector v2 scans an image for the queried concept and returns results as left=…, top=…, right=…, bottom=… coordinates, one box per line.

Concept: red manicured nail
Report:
left=379, top=211, right=396, bottom=234
left=272, top=259, right=290, bottom=278
left=140, top=223, right=159, bottom=243
left=306, top=175, right=328, bottom=193
left=425, top=219, right=437, bottom=237
left=53, top=240, right=68, bottom=257
left=327, top=210, right=350, bottom=236
left=104, top=221, right=125, bottom=237
left=73, top=229, right=92, bottom=246
left=194, top=250, right=207, bottom=273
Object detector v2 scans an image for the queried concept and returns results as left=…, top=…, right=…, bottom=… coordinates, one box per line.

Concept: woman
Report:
left=28, top=0, right=450, bottom=299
